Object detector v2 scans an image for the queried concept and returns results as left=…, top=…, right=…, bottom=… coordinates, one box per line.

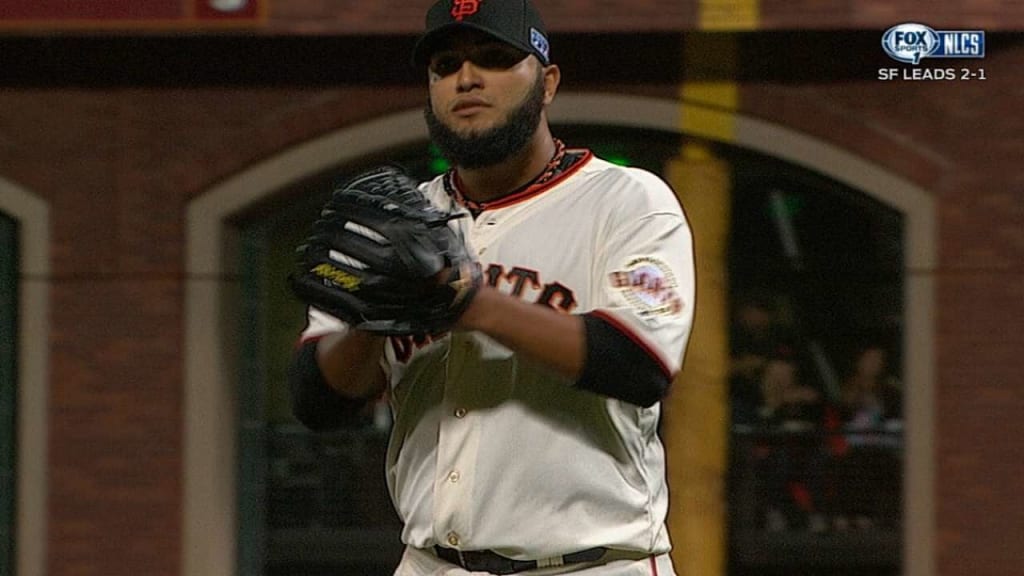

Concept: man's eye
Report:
left=430, top=54, right=464, bottom=76
left=473, top=46, right=527, bottom=69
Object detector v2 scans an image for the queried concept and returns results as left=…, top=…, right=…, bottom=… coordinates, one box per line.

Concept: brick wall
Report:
left=0, top=9, right=1021, bottom=576
left=0, top=86, right=425, bottom=575
left=264, top=0, right=1024, bottom=33
left=4, top=0, right=1023, bottom=33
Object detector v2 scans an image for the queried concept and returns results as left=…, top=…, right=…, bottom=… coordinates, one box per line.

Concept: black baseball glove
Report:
left=289, top=165, right=481, bottom=336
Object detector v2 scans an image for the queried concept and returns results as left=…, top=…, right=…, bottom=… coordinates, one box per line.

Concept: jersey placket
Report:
left=431, top=208, right=504, bottom=548
left=467, top=210, right=503, bottom=260
left=433, top=331, right=480, bottom=549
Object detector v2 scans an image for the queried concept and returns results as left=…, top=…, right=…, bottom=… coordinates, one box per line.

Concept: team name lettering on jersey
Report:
left=484, top=264, right=577, bottom=312
left=388, top=262, right=578, bottom=363
left=389, top=332, right=436, bottom=364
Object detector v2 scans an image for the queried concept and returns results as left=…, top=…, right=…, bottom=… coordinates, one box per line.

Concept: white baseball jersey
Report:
left=301, top=150, right=695, bottom=561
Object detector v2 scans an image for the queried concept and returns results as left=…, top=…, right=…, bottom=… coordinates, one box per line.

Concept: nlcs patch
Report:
left=609, top=257, right=684, bottom=317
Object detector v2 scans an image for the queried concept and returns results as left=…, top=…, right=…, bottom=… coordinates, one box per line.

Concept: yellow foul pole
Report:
left=663, top=3, right=756, bottom=572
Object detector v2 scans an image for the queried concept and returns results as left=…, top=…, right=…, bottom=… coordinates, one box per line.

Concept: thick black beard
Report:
left=425, top=73, right=546, bottom=170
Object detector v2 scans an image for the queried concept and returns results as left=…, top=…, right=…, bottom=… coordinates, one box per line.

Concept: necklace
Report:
left=445, top=139, right=581, bottom=214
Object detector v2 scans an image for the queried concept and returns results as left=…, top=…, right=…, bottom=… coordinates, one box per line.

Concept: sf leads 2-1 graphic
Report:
left=878, top=67, right=987, bottom=81
left=878, top=23, right=986, bottom=81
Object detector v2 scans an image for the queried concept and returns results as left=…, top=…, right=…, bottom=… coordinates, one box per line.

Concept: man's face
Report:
left=423, top=30, right=557, bottom=168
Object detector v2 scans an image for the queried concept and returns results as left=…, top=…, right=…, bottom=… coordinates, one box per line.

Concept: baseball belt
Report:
left=433, top=545, right=608, bottom=574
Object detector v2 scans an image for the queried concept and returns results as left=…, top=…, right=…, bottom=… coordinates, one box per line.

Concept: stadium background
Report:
left=0, top=1, right=1021, bottom=576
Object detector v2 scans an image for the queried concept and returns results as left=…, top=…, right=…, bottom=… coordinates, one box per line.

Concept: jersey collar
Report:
left=444, top=140, right=593, bottom=214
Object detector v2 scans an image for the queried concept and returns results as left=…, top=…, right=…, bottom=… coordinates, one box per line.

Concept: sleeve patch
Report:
left=608, top=257, right=685, bottom=318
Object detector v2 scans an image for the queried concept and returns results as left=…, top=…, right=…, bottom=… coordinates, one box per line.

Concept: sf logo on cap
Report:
left=451, top=0, right=482, bottom=21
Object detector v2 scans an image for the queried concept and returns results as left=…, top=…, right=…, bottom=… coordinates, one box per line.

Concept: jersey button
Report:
left=447, top=532, right=460, bottom=547
left=454, top=408, right=467, bottom=418
left=448, top=470, right=460, bottom=483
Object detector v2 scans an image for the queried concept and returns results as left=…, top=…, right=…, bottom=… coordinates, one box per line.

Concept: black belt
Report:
left=434, top=546, right=607, bottom=575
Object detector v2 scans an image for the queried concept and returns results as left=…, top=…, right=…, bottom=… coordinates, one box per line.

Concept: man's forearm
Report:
left=456, top=286, right=585, bottom=378
left=456, top=286, right=673, bottom=407
left=316, top=330, right=388, bottom=399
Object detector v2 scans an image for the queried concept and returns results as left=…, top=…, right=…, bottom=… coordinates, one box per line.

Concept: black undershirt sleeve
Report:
left=574, top=313, right=672, bottom=408
left=287, top=339, right=376, bottom=431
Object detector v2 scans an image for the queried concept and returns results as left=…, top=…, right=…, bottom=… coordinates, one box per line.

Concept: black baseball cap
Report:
left=412, top=0, right=551, bottom=67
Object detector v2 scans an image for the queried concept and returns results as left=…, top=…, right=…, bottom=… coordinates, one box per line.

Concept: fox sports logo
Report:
left=882, top=23, right=940, bottom=64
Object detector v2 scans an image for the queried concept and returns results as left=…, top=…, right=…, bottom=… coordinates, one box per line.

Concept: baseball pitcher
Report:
left=288, top=1, right=696, bottom=574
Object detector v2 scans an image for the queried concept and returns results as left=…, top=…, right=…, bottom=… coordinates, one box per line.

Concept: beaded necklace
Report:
left=445, top=139, right=585, bottom=215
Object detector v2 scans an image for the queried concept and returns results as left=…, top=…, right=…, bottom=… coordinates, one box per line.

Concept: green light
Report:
left=603, top=154, right=632, bottom=167
left=428, top=144, right=450, bottom=174
left=430, top=157, right=451, bottom=174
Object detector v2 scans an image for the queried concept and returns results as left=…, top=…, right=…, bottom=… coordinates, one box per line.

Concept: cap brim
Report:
left=411, top=22, right=531, bottom=67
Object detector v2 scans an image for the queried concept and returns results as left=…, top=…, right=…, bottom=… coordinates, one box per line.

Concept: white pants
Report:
left=394, top=546, right=677, bottom=576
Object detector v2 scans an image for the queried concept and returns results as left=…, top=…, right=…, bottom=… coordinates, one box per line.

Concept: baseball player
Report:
left=288, top=0, right=696, bottom=574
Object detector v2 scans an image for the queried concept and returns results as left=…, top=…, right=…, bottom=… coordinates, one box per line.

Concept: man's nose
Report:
left=455, top=60, right=483, bottom=91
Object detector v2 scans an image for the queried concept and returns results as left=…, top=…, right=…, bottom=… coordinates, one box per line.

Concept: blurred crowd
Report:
left=728, top=291, right=903, bottom=534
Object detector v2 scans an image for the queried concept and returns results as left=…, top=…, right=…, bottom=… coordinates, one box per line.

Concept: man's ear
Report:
left=542, top=64, right=561, bottom=105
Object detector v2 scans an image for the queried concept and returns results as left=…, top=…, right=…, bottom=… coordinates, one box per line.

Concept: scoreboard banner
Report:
left=0, top=0, right=266, bottom=29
